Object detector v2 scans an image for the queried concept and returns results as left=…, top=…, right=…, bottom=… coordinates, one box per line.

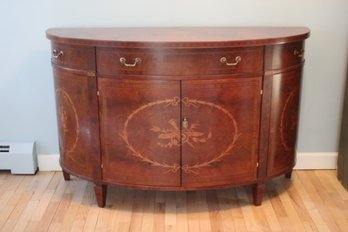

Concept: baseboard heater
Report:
left=0, top=141, right=38, bottom=174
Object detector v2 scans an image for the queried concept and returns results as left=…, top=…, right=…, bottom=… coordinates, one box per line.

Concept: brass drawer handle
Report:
left=52, top=49, right=63, bottom=59
left=120, top=57, right=142, bottom=67
left=220, top=56, right=241, bottom=66
left=294, top=49, right=304, bottom=58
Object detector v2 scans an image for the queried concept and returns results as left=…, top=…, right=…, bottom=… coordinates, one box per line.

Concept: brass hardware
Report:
left=119, top=57, right=142, bottom=67
left=220, top=56, right=241, bottom=66
left=52, top=49, right=63, bottom=59
left=294, top=49, right=304, bottom=58
left=182, top=117, right=189, bottom=129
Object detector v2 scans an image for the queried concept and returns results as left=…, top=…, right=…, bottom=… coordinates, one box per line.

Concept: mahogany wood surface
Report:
left=62, top=170, right=70, bottom=181
left=46, top=27, right=309, bottom=48
left=264, top=41, right=304, bottom=71
left=98, top=78, right=181, bottom=187
left=47, top=27, right=309, bottom=207
left=53, top=67, right=101, bottom=182
left=252, top=183, right=265, bottom=206
left=94, top=184, right=107, bottom=208
left=96, top=47, right=263, bottom=76
left=51, top=43, right=95, bottom=71
left=267, top=67, right=303, bottom=177
left=181, top=78, right=261, bottom=187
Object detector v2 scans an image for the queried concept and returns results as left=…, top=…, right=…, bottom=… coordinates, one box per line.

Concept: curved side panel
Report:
left=267, top=67, right=303, bottom=177
left=53, top=66, right=101, bottom=180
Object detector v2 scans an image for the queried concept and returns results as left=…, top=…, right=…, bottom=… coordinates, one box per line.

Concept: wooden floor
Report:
left=0, top=170, right=347, bottom=232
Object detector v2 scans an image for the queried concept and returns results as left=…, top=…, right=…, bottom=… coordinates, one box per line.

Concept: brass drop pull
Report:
left=52, top=49, right=63, bottom=59
left=294, top=49, right=304, bottom=58
left=182, top=117, right=189, bottom=129
left=220, top=56, right=241, bottom=66
left=120, top=57, right=142, bottom=67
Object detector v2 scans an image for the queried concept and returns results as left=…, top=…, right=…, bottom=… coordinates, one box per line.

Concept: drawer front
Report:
left=96, top=47, right=263, bottom=76
left=50, top=43, right=95, bottom=70
left=265, top=41, right=304, bottom=70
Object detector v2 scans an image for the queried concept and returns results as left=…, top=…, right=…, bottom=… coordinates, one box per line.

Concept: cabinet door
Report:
left=53, top=67, right=101, bottom=180
left=181, top=77, right=262, bottom=187
left=98, top=78, right=181, bottom=187
left=267, top=67, right=302, bottom=176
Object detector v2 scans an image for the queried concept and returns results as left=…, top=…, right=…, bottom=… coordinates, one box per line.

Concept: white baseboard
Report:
left=294, top=152, right=337, bottom=170
left=36, top=152, right=338, bottom=171
left=37, top=154, right=61, bottom=171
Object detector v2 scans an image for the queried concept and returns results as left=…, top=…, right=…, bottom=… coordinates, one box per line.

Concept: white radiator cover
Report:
left=0, top=141, right=38, bottom=174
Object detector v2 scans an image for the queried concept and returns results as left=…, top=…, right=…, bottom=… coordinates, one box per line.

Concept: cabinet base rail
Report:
left=61, top=170, right=293, bottom=208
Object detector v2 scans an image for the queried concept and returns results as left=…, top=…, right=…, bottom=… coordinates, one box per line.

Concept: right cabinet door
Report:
left=267, top=67, right=303, bottom=177
left=181, top=77, right=262, bottom=187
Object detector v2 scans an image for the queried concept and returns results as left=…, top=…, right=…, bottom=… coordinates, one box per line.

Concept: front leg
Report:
left=285, top=170, right=293, bottom=179
left=62, top=170, right=71, bottom=181
left=94, top=184, right=107, bottom=207
left=252, top=182, right=265, bottom=206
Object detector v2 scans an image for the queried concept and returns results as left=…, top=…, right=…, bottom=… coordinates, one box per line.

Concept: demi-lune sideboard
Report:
left=46, top=27, right=310, bottom=207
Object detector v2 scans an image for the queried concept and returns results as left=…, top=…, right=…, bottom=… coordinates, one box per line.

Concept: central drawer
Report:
left=96, top=47, right=263, bottom=76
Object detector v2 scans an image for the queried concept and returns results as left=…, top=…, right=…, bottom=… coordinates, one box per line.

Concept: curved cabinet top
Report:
left=46, top=27, right=310, bottom=48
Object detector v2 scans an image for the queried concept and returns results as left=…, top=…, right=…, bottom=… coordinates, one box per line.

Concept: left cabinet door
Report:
left=53, top=67, right=101, bottom=180
left=98, top=78, right=181, bottom=187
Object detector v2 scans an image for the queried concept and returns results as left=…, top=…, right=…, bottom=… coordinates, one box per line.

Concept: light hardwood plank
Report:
left=175, top=191, right=188, bottom=232
left=0, top=170, right=347, bottom=232
left=186, top=191, right=200, bottom=232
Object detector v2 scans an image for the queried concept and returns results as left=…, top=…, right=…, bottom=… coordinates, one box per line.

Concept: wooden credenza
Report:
left=46, top=27, right=310, bottom=207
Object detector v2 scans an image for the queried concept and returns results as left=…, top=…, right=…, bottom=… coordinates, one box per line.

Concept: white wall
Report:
left=0, top=0, right=348, bottom=155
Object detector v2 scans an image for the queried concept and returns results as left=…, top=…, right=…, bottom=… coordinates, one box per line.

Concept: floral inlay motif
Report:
left=120, top=97, right=181, bottom=173
left=150, top=119, right=212, bottom=148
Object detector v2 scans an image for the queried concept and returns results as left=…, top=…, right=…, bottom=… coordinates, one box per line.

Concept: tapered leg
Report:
left=285, top=170, right=293, bottom=179
left=252, top=183, right=265, bottom=206
left=62, top=170, right=70, bottom=181
left=94, top=184, right=107, bottom=207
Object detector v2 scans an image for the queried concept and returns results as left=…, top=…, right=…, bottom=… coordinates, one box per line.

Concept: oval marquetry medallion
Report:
left=56, top=88, right=80, bottom=155
left=279, top=89, right=299, bottom=151
left=120, top=97, right=239, bottom=174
